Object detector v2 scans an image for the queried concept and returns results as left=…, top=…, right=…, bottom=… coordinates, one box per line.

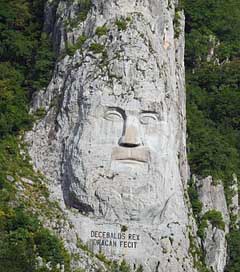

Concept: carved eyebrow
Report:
left=106, top=107, right=126, bottom=119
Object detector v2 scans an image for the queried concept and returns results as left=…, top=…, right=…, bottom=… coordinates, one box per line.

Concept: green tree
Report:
left=225, top=231, right=240, bottom=272
left=0, top=1, right=69, bottom=271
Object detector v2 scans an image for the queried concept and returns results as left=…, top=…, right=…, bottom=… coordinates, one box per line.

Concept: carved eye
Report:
left=140, top=112, right=159, bottom=125
left=104, top=110, right=123, bottom=122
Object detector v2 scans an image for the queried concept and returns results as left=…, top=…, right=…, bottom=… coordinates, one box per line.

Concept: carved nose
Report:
left=119, top=116, right=141, bottom=147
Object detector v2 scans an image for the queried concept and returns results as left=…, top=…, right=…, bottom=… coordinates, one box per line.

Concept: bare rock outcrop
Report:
left=26, top=0, right=197, bottom=271
left=196, top=176, right=230, bottom=272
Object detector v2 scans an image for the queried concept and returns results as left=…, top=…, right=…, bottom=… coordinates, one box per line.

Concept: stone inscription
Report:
left=90, top=230, right=140, bottom=249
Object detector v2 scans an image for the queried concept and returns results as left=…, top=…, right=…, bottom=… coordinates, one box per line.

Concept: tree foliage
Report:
left=0, top=204, right=70, bottom=272
left=0, top=0, right=55, bottom=139
left=0, top=1, right=67, bottom=271
left=226, top=230, right=240, bottom=272
left=184, top=1, right=240, bottom=270
left=185, top=0, right=240, bottom=182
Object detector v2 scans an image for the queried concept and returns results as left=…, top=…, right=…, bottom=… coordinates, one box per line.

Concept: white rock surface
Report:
left=203, top=224, right=227, bottom=272
left=196, top=176, right=229, bottom=272
left=26, top=0, right=195, bottom=271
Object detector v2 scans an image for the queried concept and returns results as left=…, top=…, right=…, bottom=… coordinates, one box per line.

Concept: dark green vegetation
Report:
left=0, top=0, right=55, bottom=138
left=185, top=0, right=240, bottom=183
left=225, top=230, right=240, bottom=272
left=0, top=203, right=70, bottom=272
left=96, top=26, right=108, bottom=37
left=66, top=35, right=87, bottom=56
left=188, top=178, right=203, bottom=217
left=197, top=210, right=225, bottom=239
left=77, top=0, right=92, bottom=22
left=0, top=0, right=69, bottom=271
left=115, top=18, right=131, bottom=31
left=184, top=1, right=240, bottom=271
left=173, top=10, right=182, bottom=38
left=89, top=43, right=105, bottom=54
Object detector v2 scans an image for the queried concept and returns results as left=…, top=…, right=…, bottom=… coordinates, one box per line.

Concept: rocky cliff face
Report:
left=196, top=176, right=229, bottom=272
left=26, top=0, right=216, bottom=271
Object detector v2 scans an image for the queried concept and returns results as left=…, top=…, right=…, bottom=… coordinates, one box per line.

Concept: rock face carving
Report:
left=27, top=0, right=196, bottom=271
left=64, top=83, right=184, bottom=224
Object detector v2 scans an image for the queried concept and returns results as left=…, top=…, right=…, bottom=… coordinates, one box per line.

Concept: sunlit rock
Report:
left=26, top=0, right=196, bottom=271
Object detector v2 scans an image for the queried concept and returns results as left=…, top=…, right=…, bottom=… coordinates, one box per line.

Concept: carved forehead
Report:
left=95, top=93, right=165, bottom=112
left=85, top=75, right=166, bottom=99
left=101, top=96, right=162, bottom=110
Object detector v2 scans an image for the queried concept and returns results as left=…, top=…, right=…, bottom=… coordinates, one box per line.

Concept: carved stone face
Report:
left=65, top=84, right=180, bottom=224
left=62, top=11, right=182, bottom=224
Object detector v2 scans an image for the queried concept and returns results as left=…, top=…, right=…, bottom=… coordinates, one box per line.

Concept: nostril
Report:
left=119, top=142, right=139, bottom=148
left=118, top=136, right=141, bottom=148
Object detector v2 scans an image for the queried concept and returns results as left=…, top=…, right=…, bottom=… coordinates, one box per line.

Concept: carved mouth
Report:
left=111, top=147, right=150, bottom=163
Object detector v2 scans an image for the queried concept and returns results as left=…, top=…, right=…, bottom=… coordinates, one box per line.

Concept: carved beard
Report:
left=66, top=145, right=176, bottom=225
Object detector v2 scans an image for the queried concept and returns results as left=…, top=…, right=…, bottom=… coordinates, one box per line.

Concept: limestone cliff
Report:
left=196, top=176, right=229, bottom=272
left=25, top=0, right=230, bottom=271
